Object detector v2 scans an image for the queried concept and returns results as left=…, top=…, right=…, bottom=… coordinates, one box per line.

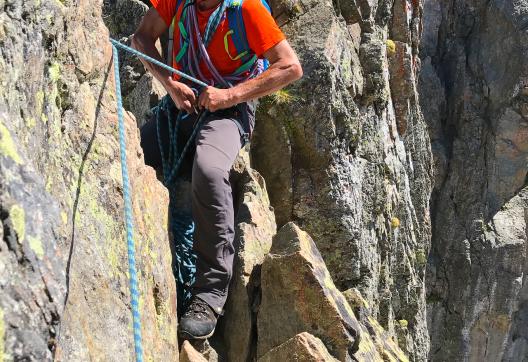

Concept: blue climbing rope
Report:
left=111, top=38, right=212, bottom=361
left=110, top=39, right=208, bottom=88
left=112, top=44, right=144, bottom=362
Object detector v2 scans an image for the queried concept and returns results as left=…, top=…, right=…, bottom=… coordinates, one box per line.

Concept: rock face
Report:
left=251, top=0, right=433, bottom=359
left=0, top=0, right=177, bottom=360
left=5, top=0, right=506, bottom=361
left=420, top=0, right=528, bottom=360
left=103, top=0, right=165, bottom=127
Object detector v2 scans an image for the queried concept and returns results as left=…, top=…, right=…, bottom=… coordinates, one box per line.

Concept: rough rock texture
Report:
left=0, top=0, right=178, bottom=360
left=180, top=341, right=208, bottom=362
left=258, top=222, right=362, bottom=361
left=258, top=222, right=409, bottom=361
left=103, top=0, right=165, bottom=127
left=420, top=0, right=528, bottom=360
left=344, top=288, right=412, bottom=361
left=217, top=154, right=277, bottom=362
left=251, top=0, right=433, bottom=359
left=257, top=332, right=339, bottom=362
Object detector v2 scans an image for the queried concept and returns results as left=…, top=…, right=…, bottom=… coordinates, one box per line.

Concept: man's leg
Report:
left=191, top=113, right=242, bottom=314
left=178, top=110, right=244, bottom=339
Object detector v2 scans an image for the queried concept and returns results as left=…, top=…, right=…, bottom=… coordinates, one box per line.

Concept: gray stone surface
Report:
left=420, top=0, right=528, bottom=360
left=257, top=222, right=410, bottom=361
left=251, top=0, right=433, bottom=359
left=257, top=222, right=362, bottom=361
left=0, top=0, right=178, bottom=360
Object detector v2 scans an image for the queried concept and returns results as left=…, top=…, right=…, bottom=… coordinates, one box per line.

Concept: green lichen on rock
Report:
left=48, top=62, right=61, bottom=82
left=398, top=319, right=408, bottom=329
left=9, top=204, right=25, bottom=241
left=0, top=122, right=23, bottom=164
left=35, top=90, right=44, bottom=114
left=391, top=216, right=400, bottom=228
left=270, top=89, right=299, bottom=104
left=25, top=117, right=36, bottom=129
left=60, top=211, right=68, bottom=225
left=386, top=39, right=396, bottom=55
left=415, top=249, right=426, bottom=267
left=28, top=235, right=45, bottom=258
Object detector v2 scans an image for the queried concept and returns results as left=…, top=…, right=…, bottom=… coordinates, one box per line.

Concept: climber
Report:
left=131, top=0, right=302, bottom=339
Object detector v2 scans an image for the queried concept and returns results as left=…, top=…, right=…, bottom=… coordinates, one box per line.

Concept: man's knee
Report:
left=192, top=153, right=230, bottom=196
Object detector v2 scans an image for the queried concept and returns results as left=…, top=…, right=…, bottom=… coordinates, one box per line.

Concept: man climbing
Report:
left=132, top=0, right=302, bottom=339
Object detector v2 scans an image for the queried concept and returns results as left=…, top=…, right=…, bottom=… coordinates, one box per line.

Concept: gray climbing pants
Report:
left=140, top=102, right=254, bottom=314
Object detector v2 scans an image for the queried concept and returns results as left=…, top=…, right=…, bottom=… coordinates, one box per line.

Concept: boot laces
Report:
left=187, top=298, right=212, bottom=320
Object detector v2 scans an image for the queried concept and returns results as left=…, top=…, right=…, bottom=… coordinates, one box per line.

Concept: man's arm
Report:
left=131, top=8, right=197, bottom=113
left=198, top=39, right=303, bottom=111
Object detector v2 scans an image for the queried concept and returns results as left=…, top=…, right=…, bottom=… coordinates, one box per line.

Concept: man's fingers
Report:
left=188, top=90, right=197, bottom=104
left=183, top=100, right=192, bottom=113
left=198, top=92, right=206, bottom=108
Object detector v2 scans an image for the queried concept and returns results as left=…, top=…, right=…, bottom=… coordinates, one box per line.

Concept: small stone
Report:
left=258, top=332, right=339, bottom=362
left=180, top=341, right=208, bottom=362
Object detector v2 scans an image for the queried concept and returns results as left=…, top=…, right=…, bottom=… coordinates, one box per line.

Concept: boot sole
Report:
left=178, top=327, right=216, bottom=340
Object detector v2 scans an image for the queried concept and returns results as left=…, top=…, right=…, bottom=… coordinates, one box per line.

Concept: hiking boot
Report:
left=178, top=297, right=218, bottom=339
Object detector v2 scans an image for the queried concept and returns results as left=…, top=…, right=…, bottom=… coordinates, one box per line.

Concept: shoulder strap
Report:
left=226, top=0, right=271, bottom=66
left=167, top=0, right=187, bottom=66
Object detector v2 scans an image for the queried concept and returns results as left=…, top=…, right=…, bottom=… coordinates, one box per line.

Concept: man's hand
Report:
left=164, top=78, right=197, bottom=113
left=198, top=86, right=236, bottom=112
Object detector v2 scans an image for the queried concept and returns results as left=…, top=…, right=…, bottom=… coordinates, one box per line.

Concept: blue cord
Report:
left=112, top=44, right=144, bottom=362
left=110, top=39, right=208, bottom=88
left=155, top=96, right=210, bottom=311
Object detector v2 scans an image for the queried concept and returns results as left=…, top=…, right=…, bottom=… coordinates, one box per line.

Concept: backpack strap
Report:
left=225, top=0, right=271, bottom=71
left=167, top=0, right=186, bottom=66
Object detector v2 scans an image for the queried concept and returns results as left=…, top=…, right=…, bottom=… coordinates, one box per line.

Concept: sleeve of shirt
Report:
left=242, top=0, right=286, bottom=58
left=150, top=0, right=178, bottom=26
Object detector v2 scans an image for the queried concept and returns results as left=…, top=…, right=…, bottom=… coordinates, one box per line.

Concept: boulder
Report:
left=257, top=222, right=362, bottom=361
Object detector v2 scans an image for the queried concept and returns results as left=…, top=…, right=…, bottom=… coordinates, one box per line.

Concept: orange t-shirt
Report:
left=151, top=0, right=286, bottom=82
